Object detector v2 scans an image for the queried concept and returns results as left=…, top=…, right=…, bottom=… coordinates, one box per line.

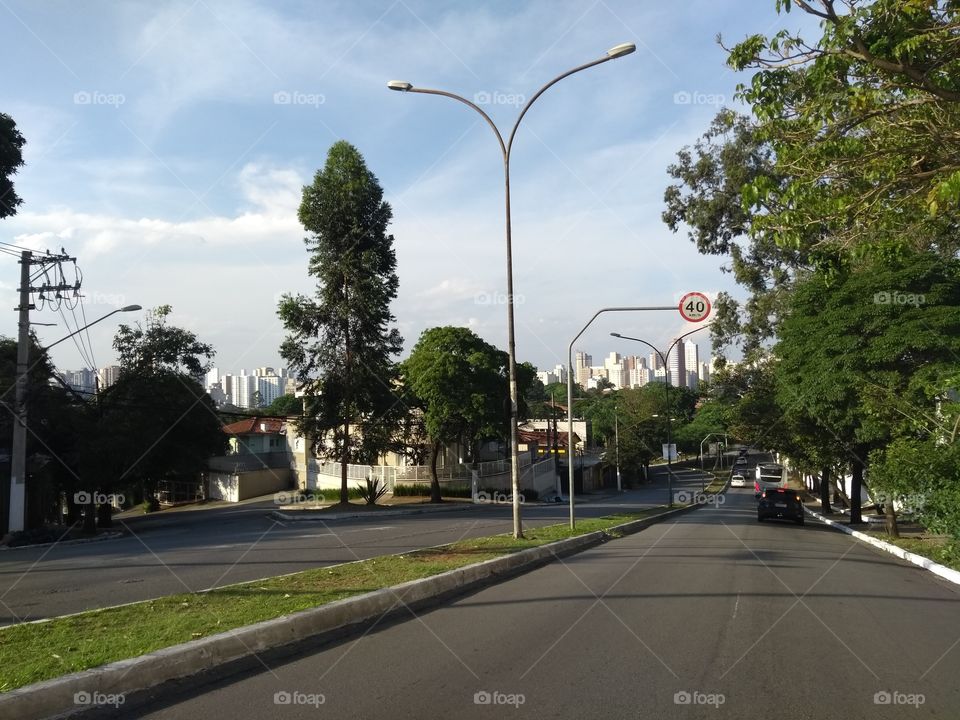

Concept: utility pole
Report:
left=5, top=248, right=79, bottom=534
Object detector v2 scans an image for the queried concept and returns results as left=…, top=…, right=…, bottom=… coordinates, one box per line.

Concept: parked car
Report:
left=757, top=488, right=805, bottom=525
left=731, top=474, right=746, bottom=488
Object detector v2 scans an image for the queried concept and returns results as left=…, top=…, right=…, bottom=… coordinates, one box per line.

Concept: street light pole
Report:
left=614, top=403, right=621, bottom=492
left=566, top=306, right=674, bottom=528
left=389, top=43, right=635, bottom=539
left=611, top=325, right=712, bottom=508
left=6, top=303, right=141, bottom=532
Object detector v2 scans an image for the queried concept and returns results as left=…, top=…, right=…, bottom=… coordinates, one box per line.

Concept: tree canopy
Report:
left=0, top=112, right=26, bottom=219
left=279, top=141, right=403, bottom=503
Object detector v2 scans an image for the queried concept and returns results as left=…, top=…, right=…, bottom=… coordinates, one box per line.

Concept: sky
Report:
left=0, top=0, right=819, bottom=377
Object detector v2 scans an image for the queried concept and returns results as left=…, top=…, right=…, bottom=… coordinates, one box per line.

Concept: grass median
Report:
left=0, top=508, right=668, bottom=693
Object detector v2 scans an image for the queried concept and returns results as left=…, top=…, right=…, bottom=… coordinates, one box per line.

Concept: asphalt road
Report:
left=118, top=485, right=960, bottom=719
left=0, top=464, right=714, bottom=625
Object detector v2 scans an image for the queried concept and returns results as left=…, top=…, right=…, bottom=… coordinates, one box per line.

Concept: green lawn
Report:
left=0, top=508, right=668, bottom=693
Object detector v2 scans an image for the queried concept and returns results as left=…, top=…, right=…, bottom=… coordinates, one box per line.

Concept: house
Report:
left=206, top=416, right=294, bottom=501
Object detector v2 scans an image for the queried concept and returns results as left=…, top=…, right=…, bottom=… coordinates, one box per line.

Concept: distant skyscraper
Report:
left=667, top=341, right=686, bottom=388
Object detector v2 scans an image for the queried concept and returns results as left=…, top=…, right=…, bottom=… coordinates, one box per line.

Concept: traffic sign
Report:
left=678, top=292, right=711, bottom=322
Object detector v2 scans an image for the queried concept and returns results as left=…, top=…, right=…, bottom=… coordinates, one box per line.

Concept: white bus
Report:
left=755, top=462, right=786, bottom=496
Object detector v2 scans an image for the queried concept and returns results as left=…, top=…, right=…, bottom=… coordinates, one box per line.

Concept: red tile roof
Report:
left=222, top=417, right=286, bottom=435
left=517, top=428, right=579, bottom=446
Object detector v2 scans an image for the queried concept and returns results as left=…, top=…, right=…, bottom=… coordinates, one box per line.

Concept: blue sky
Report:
left=0, top=0, right=818, bottom=375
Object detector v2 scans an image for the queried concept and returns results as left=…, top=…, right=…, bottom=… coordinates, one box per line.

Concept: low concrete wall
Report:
left=208, top=469, right=291, bottom=502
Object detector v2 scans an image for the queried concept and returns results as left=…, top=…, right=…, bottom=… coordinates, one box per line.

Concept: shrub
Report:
left=356, top=477, right=388, bottom=505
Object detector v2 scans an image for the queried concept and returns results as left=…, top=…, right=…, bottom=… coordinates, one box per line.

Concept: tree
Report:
left=83, top=306, right=225, bottom=527
left=0, top=113, right=26, bottom=219
left=401, top=327, right=509, bottom=503
left=774, top=251, right=960, bottom=524
left=726, top=0, right=960, bottom=260
left=262, top=394, right=303, bottom=417
left=113, top=305, right=213, bottom=376
left=278, top=141, right=403, bottom=505
left=0, top=335, right=84, bottom=530
left=664, top=110, right=800, bottom=358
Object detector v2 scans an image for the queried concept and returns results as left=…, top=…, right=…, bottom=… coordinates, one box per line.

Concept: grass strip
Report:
left=0, top=509, right=665, bottom=692
left=870, top=535, right=960, bottom=573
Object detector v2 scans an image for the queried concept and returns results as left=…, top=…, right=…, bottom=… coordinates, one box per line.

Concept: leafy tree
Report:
left=726, top=0, right=960, bottom=259
left=0, top=336, right=84, bottom=530
left=664, top=110, right=799, bottom=357
left=114, top=305, right=213, bottom=376
left=774, top=251, right=960, bottom=524
left=0, top=113, right=26, bottom=219
left=279, top=141, right=403, bottom=505
left=83, top=306, right=225, bottom=526
left=401, top=326, right=509, bottom=503
left=262, top=394, right=303, bottom=417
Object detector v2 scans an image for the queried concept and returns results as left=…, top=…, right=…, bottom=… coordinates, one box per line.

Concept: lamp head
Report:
left=387, top=80, right=413, bottom=92
left=120, top=304, right=142, bottom=312
left=606, top=42, right=636, bottom=59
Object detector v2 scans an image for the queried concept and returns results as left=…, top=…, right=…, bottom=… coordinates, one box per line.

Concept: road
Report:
left=0, top=464, right=712, bottom=625
left=117, top=484, right=960, bottom=719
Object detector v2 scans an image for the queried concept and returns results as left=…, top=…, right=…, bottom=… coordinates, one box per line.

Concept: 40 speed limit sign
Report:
left=678, top=292, right=711, bottom=322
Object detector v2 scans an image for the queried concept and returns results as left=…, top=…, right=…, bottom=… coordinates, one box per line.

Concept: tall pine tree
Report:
left=279, top=141, right=403, bottom=505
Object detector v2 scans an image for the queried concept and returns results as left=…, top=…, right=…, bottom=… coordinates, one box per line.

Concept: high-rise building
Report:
left=98, top=365, right=121, bottom=390
left=699, top=361, right=711, bottom=384
left=604, top=352, right=624, bottom=389
left=233, top=374, right=257, bottom=408
left=575, top=351, right=592, bottom=388
left=63, top=368, right=97, bottom=395
left=667, top=341, right=686, bottom=388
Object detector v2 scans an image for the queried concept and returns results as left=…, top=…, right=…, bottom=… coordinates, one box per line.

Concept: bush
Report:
left=356, top=477, right=388, bottom=505
left=392, top=483, right=472, bottom=498
left=142, top=496, right=161, bottom=513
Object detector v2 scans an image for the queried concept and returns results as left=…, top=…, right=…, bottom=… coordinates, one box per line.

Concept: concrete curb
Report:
left=804, top=507, right=960, bottom=587
left=0, top=505, right=699, bottom=720
left=0, top=531, right=124, bottom=552
left=269, top=502, right=478, bottom=522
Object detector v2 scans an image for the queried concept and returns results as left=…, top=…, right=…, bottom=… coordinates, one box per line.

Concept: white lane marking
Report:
left=733, top=593, right=740, bottom=620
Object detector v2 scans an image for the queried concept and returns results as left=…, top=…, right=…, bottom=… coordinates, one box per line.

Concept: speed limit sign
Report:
left=679, top=292, right=711, bottom=322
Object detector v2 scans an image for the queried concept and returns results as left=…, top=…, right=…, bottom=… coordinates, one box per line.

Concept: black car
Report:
left=757, top=488, right=805, bottom=525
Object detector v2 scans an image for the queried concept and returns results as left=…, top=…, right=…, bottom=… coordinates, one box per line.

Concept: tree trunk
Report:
left=850, top=457, right=864, bottom=524
left=429, top=441, right=442, bottom=504
left=82, top=497, right=96, bottom=534
left=819, top=466, right=833, bottom=514
left=340, top=421, right=349, bottom=505
left=340, top=280, right=351, bottom=506
left=884, top=497, right=900, bottom=537
left=96, top=502, right=113, bottom=528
